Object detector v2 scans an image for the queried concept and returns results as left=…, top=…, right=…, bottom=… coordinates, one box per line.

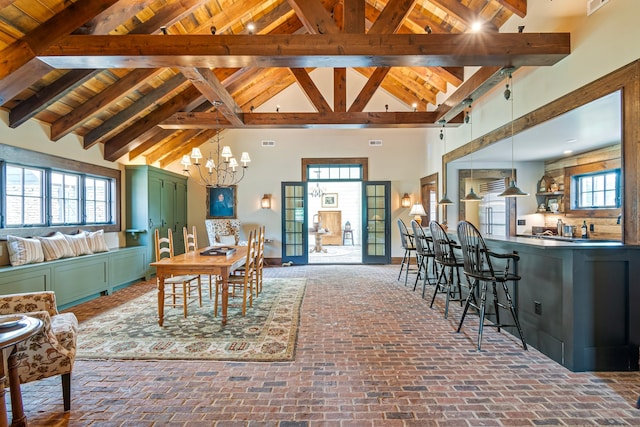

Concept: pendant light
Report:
left=461, top=101, right=482, bottom=202
left=437, top=119, right=454, bottom=205
left=498, top=70, right=529, bottom=198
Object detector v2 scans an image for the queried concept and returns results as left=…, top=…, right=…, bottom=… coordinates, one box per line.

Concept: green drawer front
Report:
left=0, top=266, right=51, bottom=295
left=109, top=248, right=146, bottom=287
left=52, top=257, right=108, bottom=306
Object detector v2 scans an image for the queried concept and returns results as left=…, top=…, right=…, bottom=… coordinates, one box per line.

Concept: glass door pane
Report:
left=281, top=182, right=308, bottom=264
left=362, top=181, right=390, bottom=264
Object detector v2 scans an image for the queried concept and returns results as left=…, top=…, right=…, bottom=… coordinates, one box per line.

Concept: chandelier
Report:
left=180, top=101, right=250, bottom=187
left=308, top=170, right=326, bottom=198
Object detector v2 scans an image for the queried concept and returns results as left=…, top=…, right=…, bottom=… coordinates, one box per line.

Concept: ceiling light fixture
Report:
left=180, top=101, right=250, bottom=187
left=461, top=101, right=482, bottom=202
left=437, top=119, right=453, bottom=206
left=308, top=170, right=326, bottom=198
left=498, top=69, right=529, bottom=198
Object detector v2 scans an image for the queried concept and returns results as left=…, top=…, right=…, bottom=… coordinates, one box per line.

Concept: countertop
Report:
left=485, top=234, right=624, bottom=248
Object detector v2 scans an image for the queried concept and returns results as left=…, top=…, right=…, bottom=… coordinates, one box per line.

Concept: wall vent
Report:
left=368, top=139, right=383, bottom=147
left=261, top=140, right=276, bottom=147
left=587, top=0, right=609, bottom=16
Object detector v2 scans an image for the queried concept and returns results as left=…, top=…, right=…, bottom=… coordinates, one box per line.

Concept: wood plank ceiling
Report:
left=0, top=0, right=570, bottom=167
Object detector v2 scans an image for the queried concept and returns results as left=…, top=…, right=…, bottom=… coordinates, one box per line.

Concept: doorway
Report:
left=308, top=180, right=362, bottom=264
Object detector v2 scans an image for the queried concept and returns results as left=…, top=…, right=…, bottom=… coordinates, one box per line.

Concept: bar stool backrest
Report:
left=429, top=221, right=456, bottom=265
left=397, top=219, right=414, bottom=250
left=456, top=220, right=495, bottom=280
left=410, top=220, right=433, bottom=255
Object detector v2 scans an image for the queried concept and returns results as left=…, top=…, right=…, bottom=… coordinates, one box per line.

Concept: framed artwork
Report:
left=207, top=186, right=237, bottom=218
left=321, top=193, right=338, bottom=208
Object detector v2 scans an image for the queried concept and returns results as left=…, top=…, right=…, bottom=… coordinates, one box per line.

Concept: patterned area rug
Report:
left=76, top=278, right=306, bottom=361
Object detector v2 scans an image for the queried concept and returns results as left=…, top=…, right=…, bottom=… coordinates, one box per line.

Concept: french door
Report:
left=280, top=180, right=391, bottom=264
left=362, top=181, right=391, bottom=264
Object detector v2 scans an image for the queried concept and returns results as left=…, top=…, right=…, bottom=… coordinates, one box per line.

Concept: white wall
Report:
left=180, top=127, right=427, bottom=259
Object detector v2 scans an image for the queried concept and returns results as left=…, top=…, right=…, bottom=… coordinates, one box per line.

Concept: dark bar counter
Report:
left=477, top=234, right=640, bottom=372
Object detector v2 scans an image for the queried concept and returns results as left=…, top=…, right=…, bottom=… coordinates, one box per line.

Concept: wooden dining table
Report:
left=150, top=245, right=247, bottom=326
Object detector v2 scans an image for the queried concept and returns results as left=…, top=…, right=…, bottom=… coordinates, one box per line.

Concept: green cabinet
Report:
left=125, top=165, right=188, bottom=277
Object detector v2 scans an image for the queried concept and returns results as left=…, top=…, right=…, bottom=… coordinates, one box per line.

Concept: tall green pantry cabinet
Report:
left=125, top=166, right=188, bottom=278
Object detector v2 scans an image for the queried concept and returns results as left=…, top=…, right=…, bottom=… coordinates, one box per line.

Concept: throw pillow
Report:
left=64, top=233, right=93, bottom=256
left=83, top=229, right=109, bottom=253
left=37, top=232, right=75, bottom=261
left=6, top=235, right=45, bottom=266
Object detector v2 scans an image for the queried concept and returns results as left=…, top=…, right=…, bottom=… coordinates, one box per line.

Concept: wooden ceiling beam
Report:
left=1, top=0, right=121, bottom=76
left=334, top=68, right=347, bottom=112
left=290, top=68, right=332, bottom=112
left=103, top=85, right=203, bottom=161
left=348, top=67, right=390, bottom=113
left=144, top=129, right=203, bottom=164
left=9, top=70, right=101, bottom=128
left=83, top=72, right=188, bottom=148
left=495, top=0, right=527, bottom=19
left=180, top=67, right=244, bottom=126
left=158, top=129, right=220, bottom=169
left=434, top=66, right=508, bottom=123
left=161, top=110, right=442, bottom=128
left=8, top=0, right=203, bottom=123
left=368, top=0, right=416, bottom=34
left=287, top=0, right=341, bottom=34
left=38, top=33, right=571, bottom=69
left=50, top=68, right=162, bottom=141
left=342, top=0, right=365, bottom=33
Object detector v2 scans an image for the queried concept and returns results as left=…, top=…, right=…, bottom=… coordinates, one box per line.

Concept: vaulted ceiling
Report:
left=0, top=0, right=569, bottom=167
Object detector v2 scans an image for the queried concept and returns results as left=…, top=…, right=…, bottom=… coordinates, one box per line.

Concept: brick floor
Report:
left=13, top=264, right=640, bottom=426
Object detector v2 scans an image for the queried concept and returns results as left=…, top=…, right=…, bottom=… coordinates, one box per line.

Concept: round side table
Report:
left=0, top=316, right=43, bottom=427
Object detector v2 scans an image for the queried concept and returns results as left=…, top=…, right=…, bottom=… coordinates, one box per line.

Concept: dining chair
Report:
left=410, top=219, right=437, bottom=296
left=428, top=220, right=465, bottom=319
left=396, top=218, right=417, bottom=286
left=456, top=221, right=527, bottom=351
left=155, top=228, right=202, bottom=318
left=254, top=225, right=265, bottom=296
left=215, top=228, right=256, bottom=317
left=183, top=225, right=215, bottom=299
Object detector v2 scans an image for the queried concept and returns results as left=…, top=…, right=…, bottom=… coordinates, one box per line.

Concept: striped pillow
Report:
left=6, top=235, right=45, bottom=266
left=37, top=232, right=75, bottom=261
left=84, top=229, right=109, bottom=253
left=64, top=233, right=93, bottom=256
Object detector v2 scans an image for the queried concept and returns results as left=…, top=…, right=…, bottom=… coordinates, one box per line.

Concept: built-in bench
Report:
left=0, top=246, right=147, bottom=309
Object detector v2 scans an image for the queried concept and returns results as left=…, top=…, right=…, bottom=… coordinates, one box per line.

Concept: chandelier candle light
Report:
left=180, top=101, right=250, bottom=187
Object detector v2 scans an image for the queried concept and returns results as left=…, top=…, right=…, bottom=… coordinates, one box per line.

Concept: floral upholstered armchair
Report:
left=0, top=291, right=78, bottom=411
left=205, top=219, right=242, bottom=246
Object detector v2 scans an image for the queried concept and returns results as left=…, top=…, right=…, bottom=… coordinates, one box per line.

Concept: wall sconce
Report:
left=261, top=194, right=271, bottom=209
left=401, top=193, right=411, bottom=208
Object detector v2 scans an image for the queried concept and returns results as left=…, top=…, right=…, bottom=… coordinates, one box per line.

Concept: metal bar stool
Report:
left=410, top=219, right=437, bottom=296
left=428, top=220, right=465, bottom=319
left=456, top=220, right=527, bottom=351
left=396, top=219, right=416, bottom=286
